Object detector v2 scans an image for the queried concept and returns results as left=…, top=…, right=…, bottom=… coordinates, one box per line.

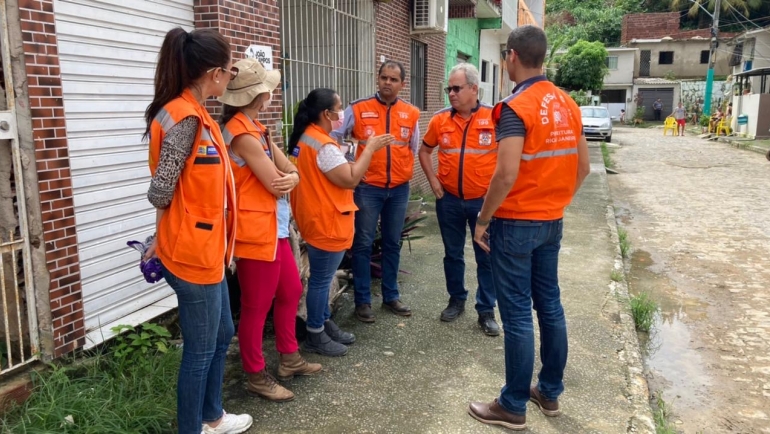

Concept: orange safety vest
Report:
left=290, top=124, right=358, bottom=251
left=222, top=112, right=279, bottom=262
left=492, top=79, right=582, bottom=220
left=148, top=89, right=237, bottom=284
left=350, top=94, right=420, bottom=188
left=423, top=103, right=497, bottom=200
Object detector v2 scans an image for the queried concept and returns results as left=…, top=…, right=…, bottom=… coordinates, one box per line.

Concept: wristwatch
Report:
left=477, top=212, right=491, bottom=226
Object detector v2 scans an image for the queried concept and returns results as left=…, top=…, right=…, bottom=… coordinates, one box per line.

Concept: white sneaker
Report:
left=202, top=411, right=253, bottom=434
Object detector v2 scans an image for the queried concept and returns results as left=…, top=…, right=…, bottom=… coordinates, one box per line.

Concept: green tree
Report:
left=546, top=0, right=642, bottom=46
left=555, top=40, right=609, bottom=91
left=670, top=0, right=763, bottom=18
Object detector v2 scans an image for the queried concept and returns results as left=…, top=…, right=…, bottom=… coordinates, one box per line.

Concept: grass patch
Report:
left=617, top=227, right=631, bottom=258
left=610, top=269, right=624, bottom=282
left=652, top=392, right=677, bottom=434
left=630, top=292, right=657, bottom=333
left=600, top=142, right=613, bottom=168
left=0, top=347, right=181, bottom=433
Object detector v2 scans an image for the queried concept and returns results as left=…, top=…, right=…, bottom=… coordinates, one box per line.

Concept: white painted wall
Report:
left=479, top=30, right=502, bottom=104
left=605, top=49, right=636, bottom=85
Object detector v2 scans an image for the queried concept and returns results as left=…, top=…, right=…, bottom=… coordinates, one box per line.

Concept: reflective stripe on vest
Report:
left=224, top=112, right=279, bottom=262
left=520, top=147, right=578, bottom=161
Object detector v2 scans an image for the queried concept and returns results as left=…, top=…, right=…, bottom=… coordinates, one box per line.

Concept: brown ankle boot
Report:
left=277, top=351, right=322, bottom=381
left=246, top=369, right=294, bottom=402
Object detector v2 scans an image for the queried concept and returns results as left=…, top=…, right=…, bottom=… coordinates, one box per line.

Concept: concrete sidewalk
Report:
left=221, top=147, right=654, bottom=434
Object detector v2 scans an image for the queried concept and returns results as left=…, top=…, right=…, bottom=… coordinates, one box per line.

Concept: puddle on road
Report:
left=627, top=250, right=714, bottom=414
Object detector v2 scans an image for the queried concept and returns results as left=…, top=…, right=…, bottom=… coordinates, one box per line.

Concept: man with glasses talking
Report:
left=419, top=63, right=499, bottom=336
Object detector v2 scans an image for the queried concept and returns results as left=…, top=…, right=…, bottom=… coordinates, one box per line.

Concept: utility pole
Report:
left=703, top=0, right=721, bottom=116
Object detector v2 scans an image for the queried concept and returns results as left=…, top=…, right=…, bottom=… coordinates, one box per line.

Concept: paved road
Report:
left=609, top=127, right=770, bottom=434
left=221, top=147, right=653, bottom=433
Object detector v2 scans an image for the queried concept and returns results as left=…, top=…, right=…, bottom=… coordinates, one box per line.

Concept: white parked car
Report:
left=580, top=106, right=613, bottom=143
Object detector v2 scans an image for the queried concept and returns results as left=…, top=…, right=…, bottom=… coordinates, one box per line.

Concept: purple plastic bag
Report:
left=127, top=235, right=164, bottom=284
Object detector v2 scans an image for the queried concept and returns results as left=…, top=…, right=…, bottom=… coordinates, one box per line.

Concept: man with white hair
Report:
left=419, top=63, right=499, bottom=336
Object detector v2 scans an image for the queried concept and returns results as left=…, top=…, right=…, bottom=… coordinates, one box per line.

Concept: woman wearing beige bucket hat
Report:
left=218, top=58, right=320, bottom=403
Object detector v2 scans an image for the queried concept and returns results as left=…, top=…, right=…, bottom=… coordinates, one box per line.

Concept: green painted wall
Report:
left=445, top=19, right=481, bottom=105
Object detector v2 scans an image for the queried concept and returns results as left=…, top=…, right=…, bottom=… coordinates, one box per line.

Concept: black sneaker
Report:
left=303, top=330, right=348, bottom=357
left=478, top=312, right=500, bottom=336
left=440, top=299, right=465, bottom=322
left=324, top=319, right=355, bottom=345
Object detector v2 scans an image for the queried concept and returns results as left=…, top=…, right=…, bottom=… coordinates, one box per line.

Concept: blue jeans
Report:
left=162, top=266, right=235, bottom=434
left=306, top=244, right=346, bottom=330
left=435, top=192, right=495, bottom=314
left=351, top=182, right=409, bottom=305
left=489, top=218, right=568, bottom=416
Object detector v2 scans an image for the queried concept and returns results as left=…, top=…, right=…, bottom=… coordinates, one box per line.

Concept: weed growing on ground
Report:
left=630, top=292, right=657, bottom=333
left=111, top=322, right=172, bottom=369
left=653, top=392, right=677, bottom=434
left=610, top=269, right=624, bottom=282
left=617, top=227, right=631, bottom=258
left=600, top=142, right=613, bottom=168
left=0, top=326, right=180, bottom=433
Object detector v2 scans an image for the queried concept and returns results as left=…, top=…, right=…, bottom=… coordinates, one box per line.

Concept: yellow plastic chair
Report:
left=716, top=117, right=731, bottom=136
left=663, top=117, right=677, bottom=136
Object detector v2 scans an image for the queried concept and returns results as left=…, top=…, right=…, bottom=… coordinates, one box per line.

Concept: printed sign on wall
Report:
left=245, top=45, right=273, bottom=70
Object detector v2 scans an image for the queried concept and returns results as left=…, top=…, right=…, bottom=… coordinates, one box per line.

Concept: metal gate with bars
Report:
left=640, top=50, right=651, bottom=77
left=0, top=0, right=39, bottom=375
left=280, top=0, right=376, bottom=138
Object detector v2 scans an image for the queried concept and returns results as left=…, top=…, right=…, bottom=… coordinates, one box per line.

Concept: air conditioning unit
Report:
left=412, top=0, right=448, bottom=34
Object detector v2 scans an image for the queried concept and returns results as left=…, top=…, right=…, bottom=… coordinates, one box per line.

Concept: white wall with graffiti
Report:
left=680, top=79, right=729, bottom=119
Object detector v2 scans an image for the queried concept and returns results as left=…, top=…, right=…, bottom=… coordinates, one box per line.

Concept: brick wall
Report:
left=194, top=0, right=284, bottom=147
left=18, top=0, right=84, bottom=357
left=375, top=0, right=446, bottom=195
left=449, top=5, right=475, bottom=19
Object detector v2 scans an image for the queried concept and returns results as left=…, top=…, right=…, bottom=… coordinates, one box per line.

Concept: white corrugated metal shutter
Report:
left=54, top=0, right=194, bottom=346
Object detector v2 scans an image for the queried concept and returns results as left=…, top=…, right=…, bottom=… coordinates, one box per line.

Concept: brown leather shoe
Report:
left=355, top=304, right=375, bottom=323
left=277, top=351, right=322, bottom=381
left=246, top=369, right=294, bottom=402
left=468, top=399, right=526, bottom=431
left=530, top=386, right=561, bottom=416
left=382, top=299, right=412, bottom=316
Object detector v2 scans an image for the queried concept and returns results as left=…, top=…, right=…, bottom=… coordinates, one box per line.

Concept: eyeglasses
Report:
left=501, top=49, right=517, bottom=59
left=207, top=66, right=239, bottom=81
left=443, top=85, right=467, bottom=95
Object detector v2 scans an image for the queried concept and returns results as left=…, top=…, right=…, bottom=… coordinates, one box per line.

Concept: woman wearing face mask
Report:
left=144, top=28, right=252, bottom=434
left=218, top=59, right=319, bottom=402
left=289, top=88, right=394, bottom=357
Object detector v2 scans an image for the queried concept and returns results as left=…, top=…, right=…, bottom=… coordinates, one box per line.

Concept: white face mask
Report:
left=331, top=110, right=344, bottom=130
left=261, top=92, right=272, bottom=111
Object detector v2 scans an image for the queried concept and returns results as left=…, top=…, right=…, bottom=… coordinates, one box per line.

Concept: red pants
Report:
left=236, top=238, right=302, bottom=373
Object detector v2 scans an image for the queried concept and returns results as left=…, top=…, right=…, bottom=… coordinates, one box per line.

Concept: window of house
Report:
left=600, top=89, right=626, bottom=103
left=700, top=50, right=710, bottom=64
left=481, top=60, right=490, bottom=82
left=605, top=56, right=618, bottom=70
left=659, top=51, right=674, bottom=65
left=411, top=40, right=427, bottom=110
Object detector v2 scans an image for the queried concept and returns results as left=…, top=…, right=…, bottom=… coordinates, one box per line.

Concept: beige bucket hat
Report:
left=218, top=58, right=281, bottom=107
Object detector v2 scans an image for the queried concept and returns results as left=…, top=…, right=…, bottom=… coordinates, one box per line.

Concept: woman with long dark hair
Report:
left=218, top=59, right=321, bottom=402
left=289, top=89, right=393, bottom=357
left=143, top=27, right=252, bottom=434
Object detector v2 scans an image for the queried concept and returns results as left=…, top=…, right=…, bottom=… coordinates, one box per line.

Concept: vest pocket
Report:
left=328, top=201, right=358, bottom=242
left=172, top=211, right=222, bottom=269
left=237, top=196, right=275, bottom=244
